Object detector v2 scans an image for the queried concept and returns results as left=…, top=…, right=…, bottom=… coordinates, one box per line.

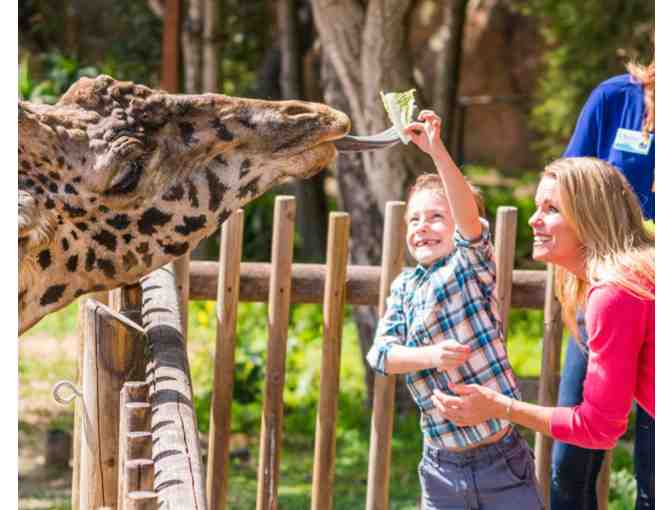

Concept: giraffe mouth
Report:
left=333, top=126, right=402, bottom=152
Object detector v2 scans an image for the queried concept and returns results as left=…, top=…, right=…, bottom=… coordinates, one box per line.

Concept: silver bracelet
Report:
left=505, top=397, right=514, bottom=418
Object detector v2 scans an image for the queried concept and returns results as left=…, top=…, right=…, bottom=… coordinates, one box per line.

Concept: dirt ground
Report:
left=19, top=333, right=78, bottom=510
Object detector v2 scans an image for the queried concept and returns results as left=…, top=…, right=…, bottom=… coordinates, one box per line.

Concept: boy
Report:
left=366, top=110, right=543, bottom=509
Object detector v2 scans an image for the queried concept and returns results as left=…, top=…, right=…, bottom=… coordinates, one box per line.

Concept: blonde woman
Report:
left=431, top=158, right=655, bottom=510
left=552, top=59, right=654, bottom=510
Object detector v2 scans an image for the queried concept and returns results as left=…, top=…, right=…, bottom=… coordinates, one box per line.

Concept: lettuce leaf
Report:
left=380, top=89, right=416, bottom=144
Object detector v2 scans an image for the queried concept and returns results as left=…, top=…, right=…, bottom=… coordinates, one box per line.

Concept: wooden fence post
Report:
left=311, top=212, right=351, bottom=510
left=256, top=196, right=296, bottom=510
left=534, top=264, right=564, bottom=506
left=126, top=491, right=159, bottom=510
left=72, top=291, right=108, bottom=510
left=207, top=209, right=245, bottom=510
left=366, top=202, right=407, bottom=510
left=79, top=301, right=146, bottom=509
left=494, top=206, right=517, bottom=341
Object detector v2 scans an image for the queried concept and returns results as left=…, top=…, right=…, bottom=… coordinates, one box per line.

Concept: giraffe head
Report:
left=18, top=75, right=358, bottom=333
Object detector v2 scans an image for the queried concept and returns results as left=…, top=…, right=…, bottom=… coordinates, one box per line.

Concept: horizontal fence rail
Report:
left=189, top=262, right=547, bottom=310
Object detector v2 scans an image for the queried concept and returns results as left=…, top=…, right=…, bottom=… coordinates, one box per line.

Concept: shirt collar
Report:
left=412, top=252, right=453, bottom=279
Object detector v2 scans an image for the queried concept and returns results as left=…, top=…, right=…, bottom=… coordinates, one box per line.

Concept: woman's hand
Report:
left=403, top=110, right=447, bottom=157
left=430, top=384, right=507, bottom=426
left=428, top=339, right=471, bottom=371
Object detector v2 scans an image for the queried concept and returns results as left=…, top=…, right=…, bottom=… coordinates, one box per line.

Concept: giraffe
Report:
left=18, top=75, right=398, bottom=334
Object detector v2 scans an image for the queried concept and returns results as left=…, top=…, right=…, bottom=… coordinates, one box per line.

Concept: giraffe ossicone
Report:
left=18, top=75, right=397, bottom=334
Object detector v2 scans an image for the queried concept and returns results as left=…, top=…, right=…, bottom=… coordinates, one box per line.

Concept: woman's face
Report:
left=528, top=176, right=583, bottom=272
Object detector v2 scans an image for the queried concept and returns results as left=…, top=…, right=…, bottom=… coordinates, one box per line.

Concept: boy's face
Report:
left=406, top=189, right=455, bottom=266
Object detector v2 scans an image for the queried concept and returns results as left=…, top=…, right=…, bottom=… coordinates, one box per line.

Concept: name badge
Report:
left=613, top=128, right=653, bottom=155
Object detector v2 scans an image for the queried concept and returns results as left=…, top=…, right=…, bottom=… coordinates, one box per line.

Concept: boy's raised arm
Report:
left=404, top=110, right=482, bottom=240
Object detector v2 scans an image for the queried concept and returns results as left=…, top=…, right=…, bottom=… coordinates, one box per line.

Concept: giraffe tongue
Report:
left=333, top=126, right=402, bottom=152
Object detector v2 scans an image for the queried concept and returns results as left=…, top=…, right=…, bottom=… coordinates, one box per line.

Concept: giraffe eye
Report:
left=105, top=159, right=144, bottom=196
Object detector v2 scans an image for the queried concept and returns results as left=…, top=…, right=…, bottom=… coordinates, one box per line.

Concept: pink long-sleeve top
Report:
left=550, top=283, right=655, bottom=449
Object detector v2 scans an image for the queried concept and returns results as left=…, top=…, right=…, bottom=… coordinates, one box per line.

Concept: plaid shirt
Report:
left=367, top=220, right=521, bottom=449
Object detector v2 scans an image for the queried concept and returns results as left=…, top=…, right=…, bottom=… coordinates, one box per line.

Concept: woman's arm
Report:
left=431, top=384, right=553, bottom=437
left=431, top=285, right=650, bottom=449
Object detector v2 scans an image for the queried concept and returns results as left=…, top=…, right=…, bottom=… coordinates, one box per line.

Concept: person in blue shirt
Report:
left=551, top=60, right=654, bottom=510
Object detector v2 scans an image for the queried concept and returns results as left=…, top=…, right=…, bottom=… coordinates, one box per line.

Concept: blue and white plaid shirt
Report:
left=367, top=220, right=521, bottom=449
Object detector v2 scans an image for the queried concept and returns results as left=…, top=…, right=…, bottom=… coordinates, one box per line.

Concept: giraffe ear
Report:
left=18, top=190, right=57, bottom=261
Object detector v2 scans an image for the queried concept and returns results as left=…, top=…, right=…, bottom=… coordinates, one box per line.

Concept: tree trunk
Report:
left=181, top=0, right=203, bottom=94
left=160, top=0, right=180, bottom=93
left=64, top=0, right=81, bottom=58
left=312, top=0, right=430, bottom=412
left=202, top=0, right=219, bottom=93
left=433, top=0, right=468, bottom=151
left=311, top=0, right=427, bottom=213
left=278, top=0, right=328, bottom=262
left=321, top=45, right=415, bottom=413
left=190, top=0, right=220, bottom=261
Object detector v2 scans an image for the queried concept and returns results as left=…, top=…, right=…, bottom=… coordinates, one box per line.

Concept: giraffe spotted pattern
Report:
left=18, top=75, right=353, bottom=334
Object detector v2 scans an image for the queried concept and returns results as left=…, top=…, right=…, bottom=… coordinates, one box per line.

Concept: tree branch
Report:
left=147, top=0, right=165, bottom=19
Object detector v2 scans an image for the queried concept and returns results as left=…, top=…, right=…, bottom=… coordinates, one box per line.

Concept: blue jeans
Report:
left=551, top=324, right=654, bottom=509
left=419, top=428, right=544, bottom=509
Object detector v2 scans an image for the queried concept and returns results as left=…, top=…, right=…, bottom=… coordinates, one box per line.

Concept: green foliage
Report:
left=215, top=0, right=270, bottom=97
left=609, top=469, right=637, bottom=510
left=464, top=164, right=542, bottom=269
left=20, top=300, right=80, bottom=340
left=515, top=0, right=653, bottom=159
left=20, top=0, right=162, bottom=87
left=19, top=52, right=100, bottom=104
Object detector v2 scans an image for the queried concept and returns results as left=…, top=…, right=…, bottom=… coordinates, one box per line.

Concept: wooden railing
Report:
left=67, top=196, right=613, bottom=509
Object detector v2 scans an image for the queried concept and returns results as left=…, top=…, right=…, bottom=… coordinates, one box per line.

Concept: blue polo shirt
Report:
left=564, top=74, right=654, bottom=220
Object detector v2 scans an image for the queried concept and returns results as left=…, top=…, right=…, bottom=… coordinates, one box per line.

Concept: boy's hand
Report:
left=428, top=339, right=471, bottom=371
left=404, top=110, right=446, bottom=157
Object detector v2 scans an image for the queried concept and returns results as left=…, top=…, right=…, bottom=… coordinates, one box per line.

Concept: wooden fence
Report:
left=62, top=195, right=612, bottom=509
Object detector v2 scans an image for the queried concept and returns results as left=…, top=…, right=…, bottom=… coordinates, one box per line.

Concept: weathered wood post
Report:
left=534, top=264, right=564, bottom=506
left=311, top=212, right=351, bottom=510
left=72, top=291, right=108, bottom=510
left=256, top=196, right=296, bottom=510
left=366, top=201, right=406, bottom=510
left=79, top=301, right=146, bottom=509
left=207, top=209, right=245, bottom=510
left=494, top=206, right=518, bottom=341
left=126, top=491, right=159, bottom=510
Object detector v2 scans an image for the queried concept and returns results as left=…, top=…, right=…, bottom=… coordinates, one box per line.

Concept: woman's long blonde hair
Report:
left=627, top=59, right=655, bottom=140
left=543, top=158, right=655, bottom=335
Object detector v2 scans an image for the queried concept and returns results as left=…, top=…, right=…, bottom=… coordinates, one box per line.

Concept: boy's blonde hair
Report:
left=407, top=173, right=486, bottom=218
left=543, top=157, right=655, bottom=335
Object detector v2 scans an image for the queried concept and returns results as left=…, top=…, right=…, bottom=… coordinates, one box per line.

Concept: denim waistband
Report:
left=423, top=427, right=523, bottom=465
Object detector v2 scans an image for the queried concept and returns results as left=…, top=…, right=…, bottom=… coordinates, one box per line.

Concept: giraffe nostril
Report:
left=284, top=105, right=314, bottom=117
